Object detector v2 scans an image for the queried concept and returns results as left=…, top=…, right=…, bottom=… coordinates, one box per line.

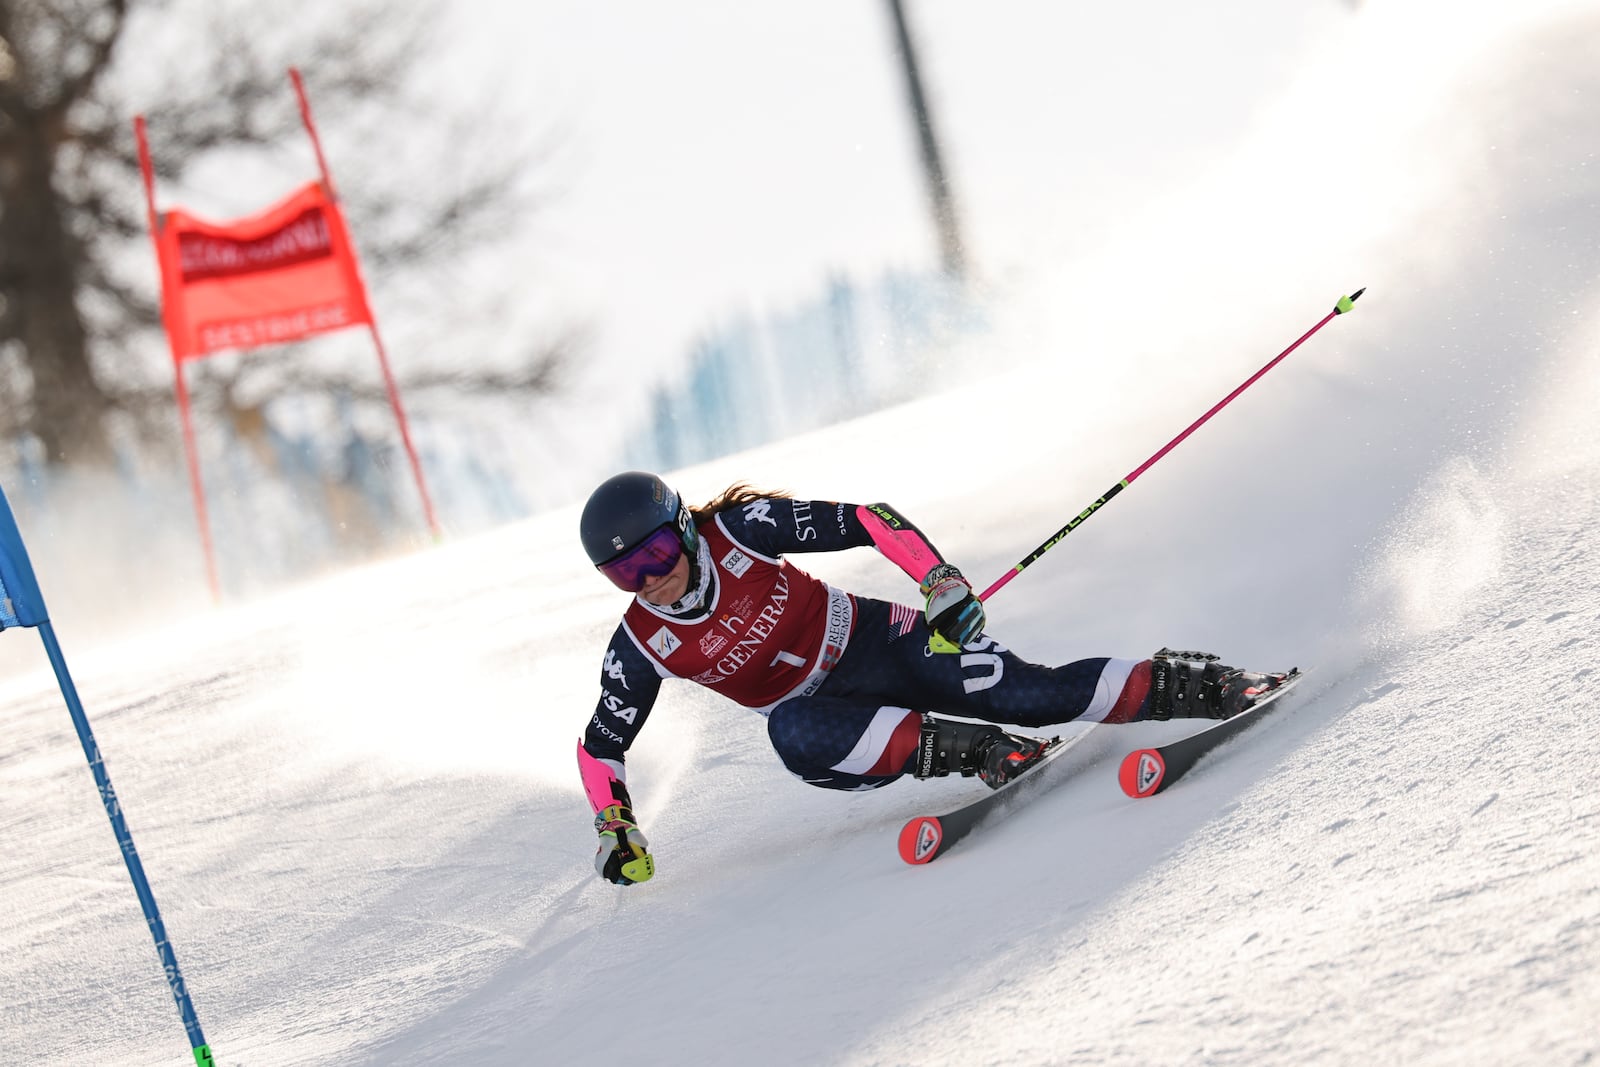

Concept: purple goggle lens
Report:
left=597, top=525, right=684, bottom=592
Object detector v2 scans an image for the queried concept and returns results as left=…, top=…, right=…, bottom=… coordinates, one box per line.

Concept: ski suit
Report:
left=577, top=497, right=1149, bottom=812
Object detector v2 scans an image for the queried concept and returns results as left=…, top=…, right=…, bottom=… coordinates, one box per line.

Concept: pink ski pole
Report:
left=978, top=288, right=1364, bottom=603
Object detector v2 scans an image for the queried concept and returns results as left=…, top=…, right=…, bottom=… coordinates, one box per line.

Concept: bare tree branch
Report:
left=1, top=0, right=570, bottom=475
left=41, top=0, right=128, bottom=124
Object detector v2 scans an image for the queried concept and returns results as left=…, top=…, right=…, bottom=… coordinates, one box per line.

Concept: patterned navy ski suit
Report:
left=578, top=497, right=1146, bottom=810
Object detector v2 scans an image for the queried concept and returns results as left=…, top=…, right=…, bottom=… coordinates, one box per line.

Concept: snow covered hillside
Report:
left=3, top=2, right=1599, bottom=1064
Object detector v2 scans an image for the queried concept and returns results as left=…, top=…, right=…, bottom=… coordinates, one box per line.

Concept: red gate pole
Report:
left=289, top=68, right=442, bottom=541
left=134, top=116, right=223, bottom=602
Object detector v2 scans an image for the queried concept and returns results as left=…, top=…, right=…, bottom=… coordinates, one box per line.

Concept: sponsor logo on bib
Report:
left=648, top=626, right=682, bottom=659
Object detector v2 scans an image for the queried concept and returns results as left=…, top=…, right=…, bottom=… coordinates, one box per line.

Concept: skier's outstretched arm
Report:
left=578, top=626, right=664, bottom=885
left=855, top=502, right=987, bottom=651
left=712, top=496, right=985, bottom=649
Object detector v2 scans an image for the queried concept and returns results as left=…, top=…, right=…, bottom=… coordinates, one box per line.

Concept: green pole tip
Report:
left=1334, top=287, right=1366, bottom=314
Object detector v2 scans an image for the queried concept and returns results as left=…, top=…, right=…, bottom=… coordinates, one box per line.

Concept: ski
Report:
left=1117, top=669, right=1305, bottom=798
left=898, top=728, right=1094, bottom=865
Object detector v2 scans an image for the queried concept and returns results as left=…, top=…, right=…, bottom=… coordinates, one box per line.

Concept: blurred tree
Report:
left=0, top=0, right=567, bottom=470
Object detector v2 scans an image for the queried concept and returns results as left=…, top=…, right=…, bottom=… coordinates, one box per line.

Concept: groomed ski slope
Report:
left=3, top=2, right=1599, bottom=1064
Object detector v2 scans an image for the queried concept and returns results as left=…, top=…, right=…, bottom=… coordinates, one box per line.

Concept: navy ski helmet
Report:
left=580, top=471, right=700, bottom=592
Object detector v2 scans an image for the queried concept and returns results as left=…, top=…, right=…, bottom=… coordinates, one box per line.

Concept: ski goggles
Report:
left=596, top=524, right=685, bottom=592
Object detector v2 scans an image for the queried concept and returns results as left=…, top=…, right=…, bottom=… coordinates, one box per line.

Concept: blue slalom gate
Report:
left=0, top=483, right=215, bottom=1066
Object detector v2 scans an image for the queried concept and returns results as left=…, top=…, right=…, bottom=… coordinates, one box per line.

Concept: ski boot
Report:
left=914, top=715, right=1051, bottom=790
left=1146, top=649, right=1289, bottom=720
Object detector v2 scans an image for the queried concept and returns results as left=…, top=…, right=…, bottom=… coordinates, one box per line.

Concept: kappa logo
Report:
left=742, top=500, right=777, bottom=527
left=602, top=649, right=630, bottom=690
left=720, top=547, right=754, bottom=578
left=648, top=626, right=682, bottom=659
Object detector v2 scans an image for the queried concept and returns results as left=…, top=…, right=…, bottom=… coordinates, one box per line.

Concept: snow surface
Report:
left=4, top=2, right=1600, bottom=1064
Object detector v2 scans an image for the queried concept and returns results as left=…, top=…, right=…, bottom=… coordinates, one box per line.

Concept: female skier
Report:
left=577, top=471, right=1288, bottom=886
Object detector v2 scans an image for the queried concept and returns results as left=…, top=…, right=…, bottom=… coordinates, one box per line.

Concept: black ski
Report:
left=898, top=729, right=1092, bottom=865
left=1117, top=669, right=1304, bottom=798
